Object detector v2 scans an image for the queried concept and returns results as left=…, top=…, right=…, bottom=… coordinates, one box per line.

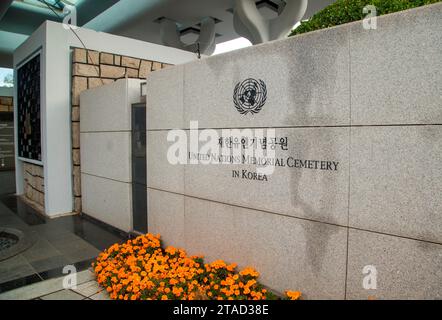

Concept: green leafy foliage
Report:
left=290, top=0, right=440, bottom=36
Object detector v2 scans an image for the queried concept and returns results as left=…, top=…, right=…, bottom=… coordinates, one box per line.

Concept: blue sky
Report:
left=0, top=68, right=13, bottom=87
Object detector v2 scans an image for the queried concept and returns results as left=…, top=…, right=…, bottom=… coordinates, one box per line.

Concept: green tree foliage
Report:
left=290, top=0, right=440, bottom=36
left=3, top=73, right=13, bottom=87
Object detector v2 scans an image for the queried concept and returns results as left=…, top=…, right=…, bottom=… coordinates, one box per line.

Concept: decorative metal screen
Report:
left=17, top=53, right=41, bottom=162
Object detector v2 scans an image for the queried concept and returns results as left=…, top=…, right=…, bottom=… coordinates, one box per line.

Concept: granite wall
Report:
left=80, top=79, right=143, bottom=232
left=71, top=48, right=172, bottom=213
left=145, top=3, right=442, bottom=299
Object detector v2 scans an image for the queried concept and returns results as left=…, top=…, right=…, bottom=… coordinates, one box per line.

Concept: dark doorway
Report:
left=131, top=103, right=147, bottom=234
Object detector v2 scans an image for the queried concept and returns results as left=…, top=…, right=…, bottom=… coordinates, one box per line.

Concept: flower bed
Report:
left=93, top=233, right=301, bottom=300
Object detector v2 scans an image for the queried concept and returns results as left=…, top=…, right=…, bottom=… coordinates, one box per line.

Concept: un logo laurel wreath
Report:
left=233, top=78, right=267, bottom=115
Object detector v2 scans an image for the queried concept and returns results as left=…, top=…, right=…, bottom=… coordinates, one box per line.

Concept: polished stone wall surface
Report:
left=80, top=79, right=143, bottom=232
left=71, top=48, right=172, bottom=213
left=146, top=4, right=442, bottom=299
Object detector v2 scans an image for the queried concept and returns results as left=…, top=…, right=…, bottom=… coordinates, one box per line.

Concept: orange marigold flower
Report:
left=92, top=233, right=300, bottom=301
left=240, top=267, right=259, bottom=278
left=286, top=291, right=302, bottom=300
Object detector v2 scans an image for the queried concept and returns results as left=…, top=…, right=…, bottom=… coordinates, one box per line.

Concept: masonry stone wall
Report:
left=71, top=48, right=172, bottom=213
left=0, top=96, right=13, bottom=112
left=22, top=162, right=45, bottom=211
left=145, top=4, right=442, bottom=299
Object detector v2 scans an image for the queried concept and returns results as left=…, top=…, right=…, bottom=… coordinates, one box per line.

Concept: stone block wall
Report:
left=0, top=96, right=13, bottom=112
left=23, top=162, right=45, bottom=211
left=71, top=48, right=172, bottom=213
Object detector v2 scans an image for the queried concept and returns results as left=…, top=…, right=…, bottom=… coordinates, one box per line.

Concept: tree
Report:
left=3, top=73, right=13, bottom=87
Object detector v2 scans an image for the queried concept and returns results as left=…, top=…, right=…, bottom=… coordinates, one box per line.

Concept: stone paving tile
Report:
left=0, top=171, right=15, bottom=195
left=0, top=274, right=42, bottom=295
left=76, top=269, right=96, bottom=285
left=29, top=255, right=71, bottom=273
left=0, top=269, right=96, bottom=300
left=0, top=254, right=37, bottom=284
left=31, top=225, right=83, bottom=243
left=0, top=214, right=29, bottom=230
left=65, top=247, right=100, bottom=265
left=0, top=201, right=15, bottom=217
left=0, top=276, right=63, bottom=300
left=22, top=237, right=61, bottom=263
left=72, top=280, right=103, bottom=298
left=90, top=290, right=111, bottom=300
left=51, top=239, right=100, bottom=264
left=0, top=184, right=125, bottom=293
left=40, top=289, right=84, bottom=300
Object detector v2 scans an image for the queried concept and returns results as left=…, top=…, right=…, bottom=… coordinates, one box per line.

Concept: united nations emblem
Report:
left=233, top=78, right=267, bottom=115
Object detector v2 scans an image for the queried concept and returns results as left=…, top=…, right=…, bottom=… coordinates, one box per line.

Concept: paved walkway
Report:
left=0, top=269, right=110, bottom=300
left=0, top=170, right=127, bottom=294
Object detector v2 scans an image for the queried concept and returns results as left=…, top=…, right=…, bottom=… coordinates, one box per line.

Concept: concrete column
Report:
left=234, top=0, right=308, bottom=44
